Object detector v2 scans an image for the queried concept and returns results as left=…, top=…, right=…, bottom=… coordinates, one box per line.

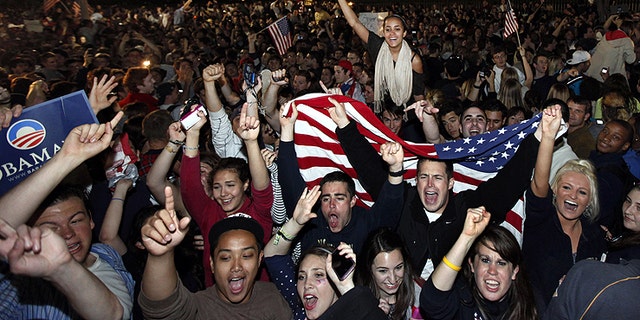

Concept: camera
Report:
left=601, top=67, right=609, bottom=74
left=243, top=63, right=257, bottom=87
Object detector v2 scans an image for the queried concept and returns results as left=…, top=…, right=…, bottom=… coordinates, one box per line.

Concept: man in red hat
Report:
left=333, top=60, right=365, bottom=103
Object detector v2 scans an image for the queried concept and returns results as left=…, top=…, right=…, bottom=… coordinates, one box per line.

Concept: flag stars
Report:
left=467, top=147, right=477, bottom=153
left=504, top=141, right=514, bottom=149
left=476, top=137, right=485, bottom=144
left=476, top=160, right=484, bottom=166
left=517, top=131, right=526, bottom=139
left=501, top=151, right=510, bottom=159
left=442, top=146, right=451, bottom=152
left=488, top=156, right=496, bottom=163
left=455, top=147, right=464, bottom=153
left=463, top=137, right=472, bottom=144
left=490, top=137, right=498, bottom=142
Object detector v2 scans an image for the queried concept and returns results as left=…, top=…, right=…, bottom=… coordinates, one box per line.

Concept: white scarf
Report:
left=373, top=39, right=413, bottom=112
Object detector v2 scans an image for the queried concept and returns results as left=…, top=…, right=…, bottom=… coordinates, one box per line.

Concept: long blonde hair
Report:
left=498, top=78, right=524, bottom=109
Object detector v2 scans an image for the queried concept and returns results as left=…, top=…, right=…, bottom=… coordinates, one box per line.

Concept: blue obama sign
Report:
left=0, top=91, right=97, bottom=196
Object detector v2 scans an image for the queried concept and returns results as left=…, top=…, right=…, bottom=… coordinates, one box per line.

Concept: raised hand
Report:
left=60, top=111, right=124, bottom=161
left=7, top=224, right=73, bottom=279
left=327, top=97, right=349, bottom=128
left=0, top=218, right=22, bottom=261
left=320, top=81, right=343, bottom=95
left=279, top=102, right=298, bottom=142
left=89, top=75, right=118, bottom=114
left=261, top=148, right=277, bottom=167
left=235, top=103, right=260, bottom=141
left=202, top=64, right=224, bottom=83
left=542, top=104, right=563, bottom=137
left=141, top=187, right=191, bottom=256
left=462, top=206, right=491, bottom=239
left=185, top=103, right=208, bottom=133
left=293, top=186, right=321, bottom=226
left=270, top=69, right=289, bottom=87
left=404, top=100, right=438, bottom=123
left=168, top=121, right=186, bottom=142
left=0, top=104, right=23, bottom=129
left=380, top=142, right=404, bottom=171
left=325, top=242, right=356, bottom=295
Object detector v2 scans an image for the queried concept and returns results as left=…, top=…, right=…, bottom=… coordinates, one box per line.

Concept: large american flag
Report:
left=267, top=17, right=292, bottom=56
left=503, top=8, right=519, bottom=38
left=284, top=93, right=543, bottom=241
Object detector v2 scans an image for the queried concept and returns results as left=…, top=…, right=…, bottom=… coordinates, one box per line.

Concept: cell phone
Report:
left=412, top=30, right=417, bottom=35
left=479, top=71, right=486, bottom=78
left=601, top=67, right=609, bottom=74
left=331, top=249, right=355, bottom=281
left=596, top=119, right=604, bottom=125
left=180, top=104, right=206, bottom=130
left=243, top=63, right=257, bottom=87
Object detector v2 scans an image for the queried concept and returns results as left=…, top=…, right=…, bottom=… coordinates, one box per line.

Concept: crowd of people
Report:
left=1, top=0, right=640, bottom=319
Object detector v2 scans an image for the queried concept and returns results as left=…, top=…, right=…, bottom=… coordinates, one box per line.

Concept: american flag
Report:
left=503, top=8, right=519, bottom=38
left=43, top=0, right=60, bottom=12
left=267, top=17, right=292, bottom=56
left=284, top=93, right=543, bottom=241
left=72, top=0, right=94, bottom=18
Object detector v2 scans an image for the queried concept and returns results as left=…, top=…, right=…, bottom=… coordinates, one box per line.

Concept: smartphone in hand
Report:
left=331, top=249, right=355, bottom=281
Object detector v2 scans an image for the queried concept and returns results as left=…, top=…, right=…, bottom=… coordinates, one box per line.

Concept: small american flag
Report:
left=503, top=8, right=518, bottom=38
left=43, top=0, right=60, bottom=12
left=267, top=17, right=292, bottom=56
left=284, top=93, right=543, bottom=241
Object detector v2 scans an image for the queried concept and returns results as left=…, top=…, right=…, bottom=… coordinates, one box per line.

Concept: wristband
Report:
left=389, top=169, right=406, bottom=177
left=165, top=144, right=179, bottom=153
left=111, top=198, right=124, bottom=202
left=183, top=145, right=199, bottom=151
left=169, top=140, right=185, bottom=146
left=277, top=229, right=295, bottom=241
left=473, top=84, right=482, bottom=89
left=442, top=256, right=461, bottom=272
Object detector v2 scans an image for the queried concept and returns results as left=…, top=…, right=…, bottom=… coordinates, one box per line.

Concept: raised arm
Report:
left=236, top=103, right=270, bottom=192
left=264, top=185, right=321, bottom=257
left=88, top=75, right=118, bottom=115
left=262, top=69, right=289, bottom=132
left=337, top=0, right=370, bottom=43
left=405, top=99, right=445, bottom=144
left=531, top=104, right=562, bottom=198
left=99, top=178, right=133, bottom=255
left=146, top=121, right=189, bottom=216
left=276, top=103, right=307, bottom=214
left=140, top=187, right=191, bottom=301
left=2, top=220, right=126, bottom=320
left=430, top=207, right=490, bottom=291
left=0, top=113, right=123, bottom=227
left=203, top=64, right=224, bottom=113
left=519, top=47, right=534, bottom=89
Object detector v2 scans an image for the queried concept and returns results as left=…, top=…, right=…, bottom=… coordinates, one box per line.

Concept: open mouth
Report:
left=329, top=214, right=339, bottom=229
left=229, top=277, right=245, bottom=295
left=563, top=200, right=578, bottom=211
left=424, top=191, right=438, bottom=204
left=303, top=294, right=318, bottom=310
left=485, top=280, right=500, bottom=292
left=67, top=242, right=81, bottom=255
